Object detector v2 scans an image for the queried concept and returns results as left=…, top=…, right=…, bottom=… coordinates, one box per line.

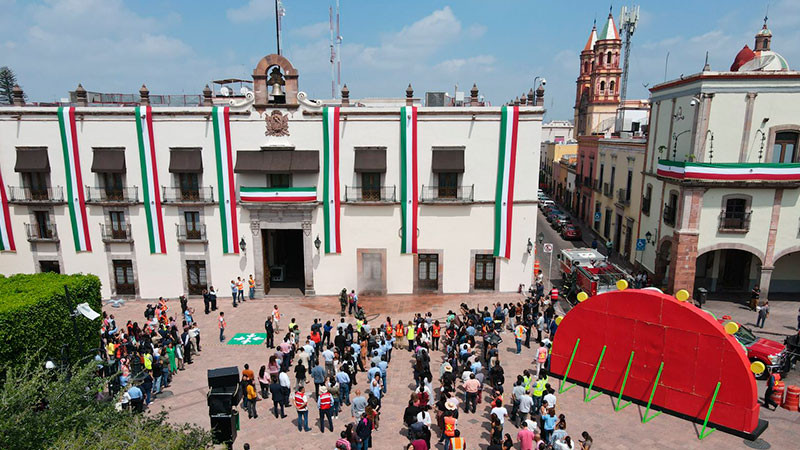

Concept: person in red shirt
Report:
left=318, top=385, right=334, bottom=432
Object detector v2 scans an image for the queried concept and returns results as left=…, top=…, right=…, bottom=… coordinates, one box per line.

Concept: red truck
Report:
left=717, top=317, right=787, bottom=378
left=559, top=248, right=629, bottom=298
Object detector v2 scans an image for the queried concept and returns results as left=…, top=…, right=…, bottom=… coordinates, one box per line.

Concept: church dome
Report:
left=739, top=51, right=790, bottom=72
left=730, top=45, right=755, bottom=71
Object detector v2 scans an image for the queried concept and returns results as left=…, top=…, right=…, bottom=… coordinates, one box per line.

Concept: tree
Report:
left=0, top=360, right=211, bottom=449
left=0, top=66, right=21, bottom=104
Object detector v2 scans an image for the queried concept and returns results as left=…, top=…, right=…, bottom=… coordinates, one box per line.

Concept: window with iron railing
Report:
left=617, top=188, right=630, bottom=206
left=718, top=210, right=751, bottom=231
left=420, top=185, right=474, bottom=202
left=663, top=204, right=676, bottom=226
left=86, top=186, right=138, bottom=203
left=25, top=221, right=58, bottom=241
left=344, top=185, right=396, bottom=202
left=8, top=186, right=64, bottom=203
left=161, top=186, right=214, bottom=203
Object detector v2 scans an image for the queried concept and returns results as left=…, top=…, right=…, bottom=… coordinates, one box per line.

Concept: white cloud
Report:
left=291, top=21, right=329, bottom=39
left=434, top=55, right=496, bottom=74
left=466, top=23, right=487, bottom=39
left=226, top=0, right=274, bottom=24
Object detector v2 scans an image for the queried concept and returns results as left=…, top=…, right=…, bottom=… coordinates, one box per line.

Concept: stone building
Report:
left=0, top=54, right=544, bottom=299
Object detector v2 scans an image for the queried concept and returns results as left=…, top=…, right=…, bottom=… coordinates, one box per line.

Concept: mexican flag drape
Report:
left=400, top=106, right=418, bottom=254
left=58, top=106, right=92, bottom=252
left=493, top=105, right=519, bottom=259
left=322, top=106, right=341, bottom=254
left=212, top=106, right=240, bottom=254
left=135, top=105, right=167, bottom=254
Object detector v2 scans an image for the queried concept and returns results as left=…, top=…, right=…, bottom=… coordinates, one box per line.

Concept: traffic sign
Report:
left=636, top=238, right=646, bottom=251
left=227, top=333, right=266, bottom=345
left=543, top=243, right=554, bottom=253
left=594, top=212, right=601, bottom=221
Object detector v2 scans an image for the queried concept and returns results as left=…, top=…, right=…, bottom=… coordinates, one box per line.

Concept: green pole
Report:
left=698, top=382, right=721, bottom=440
left=559, top=338, right=580, bottom=394
left=614, top=351, right=635, bottom=411
left=584, top=345, right=607, bottom=402
left=642, top=362, right=664, bottom=423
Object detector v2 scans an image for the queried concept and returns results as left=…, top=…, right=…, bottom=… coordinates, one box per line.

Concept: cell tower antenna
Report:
left=618, top=4, right=639, bottom=131
left=329, top=5, right=335, bottom=98
left=275, top=0, right=285, bottom=55
left=336, top=0, right=342, bottom=99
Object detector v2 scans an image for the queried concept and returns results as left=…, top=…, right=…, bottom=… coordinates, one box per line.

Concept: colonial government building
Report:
left=0, top=55, right=543, bottom=298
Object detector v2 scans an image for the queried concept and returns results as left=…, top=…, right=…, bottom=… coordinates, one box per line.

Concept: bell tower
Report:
left=592, top=11, right=622, bottom=106
left=574, top=22, right=597, bottom=136
left=755, top=16, right=771, bottom=51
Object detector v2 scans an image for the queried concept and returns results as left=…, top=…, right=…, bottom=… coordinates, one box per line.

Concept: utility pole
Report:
left=275, top=0, right=285, bottom=55
left=330, top=1, right=343, bottom=98
left=618, top=5, right=639, bottom=132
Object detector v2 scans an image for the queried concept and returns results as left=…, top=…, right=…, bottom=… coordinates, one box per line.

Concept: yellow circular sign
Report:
left=675, top=289, right=690, bottom=302
left=750, top=361, right=765, bottom=375
left=616, top=279, right=628, bottom=291
left=577, top=292, right=589, bottom=302
left=555, top=316, right=563, bottom=325
left=724, top=321, right=740, bottom=335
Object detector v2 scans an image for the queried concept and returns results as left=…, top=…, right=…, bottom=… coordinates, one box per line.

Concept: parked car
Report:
left=540, top=199, right=554, bottom=209
left=561, top=224, right=582, bottom=240
left=553, top=216, right=571, bottom=231
left=717, top=319, right=787, bottom=378
left=546, top=209, right=563, bottom=223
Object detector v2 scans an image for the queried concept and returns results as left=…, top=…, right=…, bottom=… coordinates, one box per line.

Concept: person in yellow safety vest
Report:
left=248, top=275, right=255, bottom=300
left=395, top=322, right=405, bottom=349
left=522, top=369, right=533, bottom=393
left=143, top=353, right=152, bottom=371
left=514, top=322, right=526, bottom=354
left=356, top=318, right=363, bottom=332
left=449, top=430, right=465, bottom=450
left=406, top=321, right=416, bottom=352
left=532, top=375, right=548, bottom=411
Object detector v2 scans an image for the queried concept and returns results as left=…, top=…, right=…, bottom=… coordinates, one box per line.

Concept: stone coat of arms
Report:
left=265, top=110, right=290, bottom=136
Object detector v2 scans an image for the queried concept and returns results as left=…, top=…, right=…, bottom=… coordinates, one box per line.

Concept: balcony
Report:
left=420, top=185, right=474, bottom=203
left=25, top=223, right=58, bottom=242
left=603, top=183, right=610, bottom=197
left=642, top=197, right=651, bottom=215
left=593, top=179, right=602, bottom=192
left=583, top=176, right=591, bottom=187
left=344, top=185, right=397, bottom=203
left=663, top=204, right=676, bottom=226
left=85, top=187, right=139, bottom=204
left=101, top=224, right=133, bottom=243
left=616, top=188, right=630, bottom=206
left=161, top=186, right=215, bottom=204
left=176, top=224, right=207, bottom=242
left=8, top=186, right=65, bottom=205
left=718, top=210, right=751, bottom=233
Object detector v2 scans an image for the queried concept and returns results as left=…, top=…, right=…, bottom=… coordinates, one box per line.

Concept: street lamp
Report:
left=314, top=235, right=321, bottom=251
left=645, top=231, right=652, bottom=243
left=537, top=232, right=544, bottom=245
left=239, top=237, right=247, bottom=254
left=526, top=238, right=533, bottom=254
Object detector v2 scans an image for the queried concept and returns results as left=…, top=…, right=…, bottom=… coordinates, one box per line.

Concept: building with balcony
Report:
left=0, top=54, right=543, bottom=298
left=637, top=19, right=800, bottom=300
left=540, top=142, right=577, bottom=193
left=590, top=138, right=646, bottom=264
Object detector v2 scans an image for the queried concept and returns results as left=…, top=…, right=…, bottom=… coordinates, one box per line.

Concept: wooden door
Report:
left=113, top=260, right=135, bottom=295
left=475, top=254, right=495, bottom=290
left=418, top=254, right=438, bottom=291
left=186, top=260, right=207, bottom=295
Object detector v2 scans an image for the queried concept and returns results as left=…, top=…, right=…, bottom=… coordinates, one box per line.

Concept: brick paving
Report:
left=105, top=293, right=800, bottom=449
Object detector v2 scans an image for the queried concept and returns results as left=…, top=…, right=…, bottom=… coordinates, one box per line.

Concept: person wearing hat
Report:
left=318, top=385, right=334, bottom=432
left=438, top=399, right=459, bottom=448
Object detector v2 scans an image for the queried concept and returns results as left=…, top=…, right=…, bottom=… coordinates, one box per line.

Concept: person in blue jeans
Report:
left=542, top=408, right=557, bottom=443
left=294, top=385, right=311, bottom=431
left=355, top=414, right=372, bottom=450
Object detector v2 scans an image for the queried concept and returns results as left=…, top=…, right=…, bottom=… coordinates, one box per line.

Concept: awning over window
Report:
left=168, top=148, right=203, bottom=173
left=14, top=148, right=50, bottom=172
left=234, top=150, right=319, bottom=174
left=91, top=148, right=126, bottom=173
left=432, top=148, right=465, bottom=173
left=354, top=147, right=387, bottom=172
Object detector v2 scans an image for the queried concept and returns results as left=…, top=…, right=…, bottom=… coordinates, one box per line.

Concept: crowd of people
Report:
left=99, top=295, right=202, bottom=412
left=227, top=279, right=592, bottom=450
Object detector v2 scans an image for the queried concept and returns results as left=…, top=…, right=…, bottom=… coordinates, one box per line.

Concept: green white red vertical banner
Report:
left=494, top=105, right=519, bottom=259
left=400, top=106, right=418, bottom=254
left=57, top=106, right=92, bottom=252
left=0, top=167, right=14, bottom=251
left=212, top=106, right=239, bottom=254
left=135, top=105, right=166, bottom=254
left=322, top=106, right=341, bottom=254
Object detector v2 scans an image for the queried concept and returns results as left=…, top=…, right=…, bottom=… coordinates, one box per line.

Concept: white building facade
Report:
left=0, top=55, right=543, bottom=299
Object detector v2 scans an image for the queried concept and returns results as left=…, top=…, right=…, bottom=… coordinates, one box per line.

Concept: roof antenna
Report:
left=703, top=51, right=710, bottom=71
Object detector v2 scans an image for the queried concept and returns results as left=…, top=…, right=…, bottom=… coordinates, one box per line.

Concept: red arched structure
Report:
left=550, top=288, right=766, bottom=439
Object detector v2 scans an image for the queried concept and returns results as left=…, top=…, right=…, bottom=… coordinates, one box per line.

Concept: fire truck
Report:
left=558, top=248, right=630, bottom=301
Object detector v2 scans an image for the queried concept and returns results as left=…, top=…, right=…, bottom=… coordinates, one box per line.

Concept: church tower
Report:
left=592, top=12, right=622, bottom=106
left=574, top=23, right=597, bottom=136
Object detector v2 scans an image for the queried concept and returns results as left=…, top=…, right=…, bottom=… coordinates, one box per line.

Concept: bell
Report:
left=271, top=82, right=283, bottom=97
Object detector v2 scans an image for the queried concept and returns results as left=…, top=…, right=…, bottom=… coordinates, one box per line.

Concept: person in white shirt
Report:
left=490, top=399, right=509, bottom=425
left=279, top=370, right=292, bottom=406
left=543, top=390, right=557, bottom=409
left=416, top=406, right=432, bottom=426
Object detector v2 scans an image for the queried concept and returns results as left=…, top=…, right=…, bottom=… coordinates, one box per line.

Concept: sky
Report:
left=2, top=0, right=799, bottom=120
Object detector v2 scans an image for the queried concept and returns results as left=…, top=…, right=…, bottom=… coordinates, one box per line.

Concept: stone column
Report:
left=760, top=189, right=783, bottom=300
left=667, top=188, right=703, bottom=295
left=302, top=221, right=315, bottom=295
left=758, top=267, right=774, bottom=299
left=738, top=92, right=758, bottom=162
left=251, top=220, right=264, bottom=292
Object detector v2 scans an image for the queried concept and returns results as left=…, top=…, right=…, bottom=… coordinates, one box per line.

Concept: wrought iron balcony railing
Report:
left=343, top=185, right=396, bottom=202
left=420, top=185, right=474, bottom=203
left=8, top=186, right=64, bottom=204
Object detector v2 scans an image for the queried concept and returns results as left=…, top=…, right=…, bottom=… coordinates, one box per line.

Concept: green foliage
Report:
left=0, top=273, right=102, bottom=368
left=0, top=361, right=211, bottom=449
left=0, top=66, right=20, bottom=105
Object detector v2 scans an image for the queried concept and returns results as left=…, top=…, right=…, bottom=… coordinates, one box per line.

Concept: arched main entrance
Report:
left=654, top=239, right=672, bottom=288
left=770, top=250, right=800, bottom=295
left=695, top=247, right=762, bottom=294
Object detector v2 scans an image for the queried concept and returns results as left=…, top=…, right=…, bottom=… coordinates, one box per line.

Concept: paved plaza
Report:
left=104, top=291, right=800, bottom=450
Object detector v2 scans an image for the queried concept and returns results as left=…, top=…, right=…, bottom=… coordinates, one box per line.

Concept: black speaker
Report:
left=208, top=386, right=240, bottom=415
left=210, top=412, right=237, bottom=444
left=208, top=366, right=239, bottom=389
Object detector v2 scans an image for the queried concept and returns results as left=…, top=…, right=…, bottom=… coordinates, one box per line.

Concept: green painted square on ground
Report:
left=227, top=332, right=267, bottom=345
